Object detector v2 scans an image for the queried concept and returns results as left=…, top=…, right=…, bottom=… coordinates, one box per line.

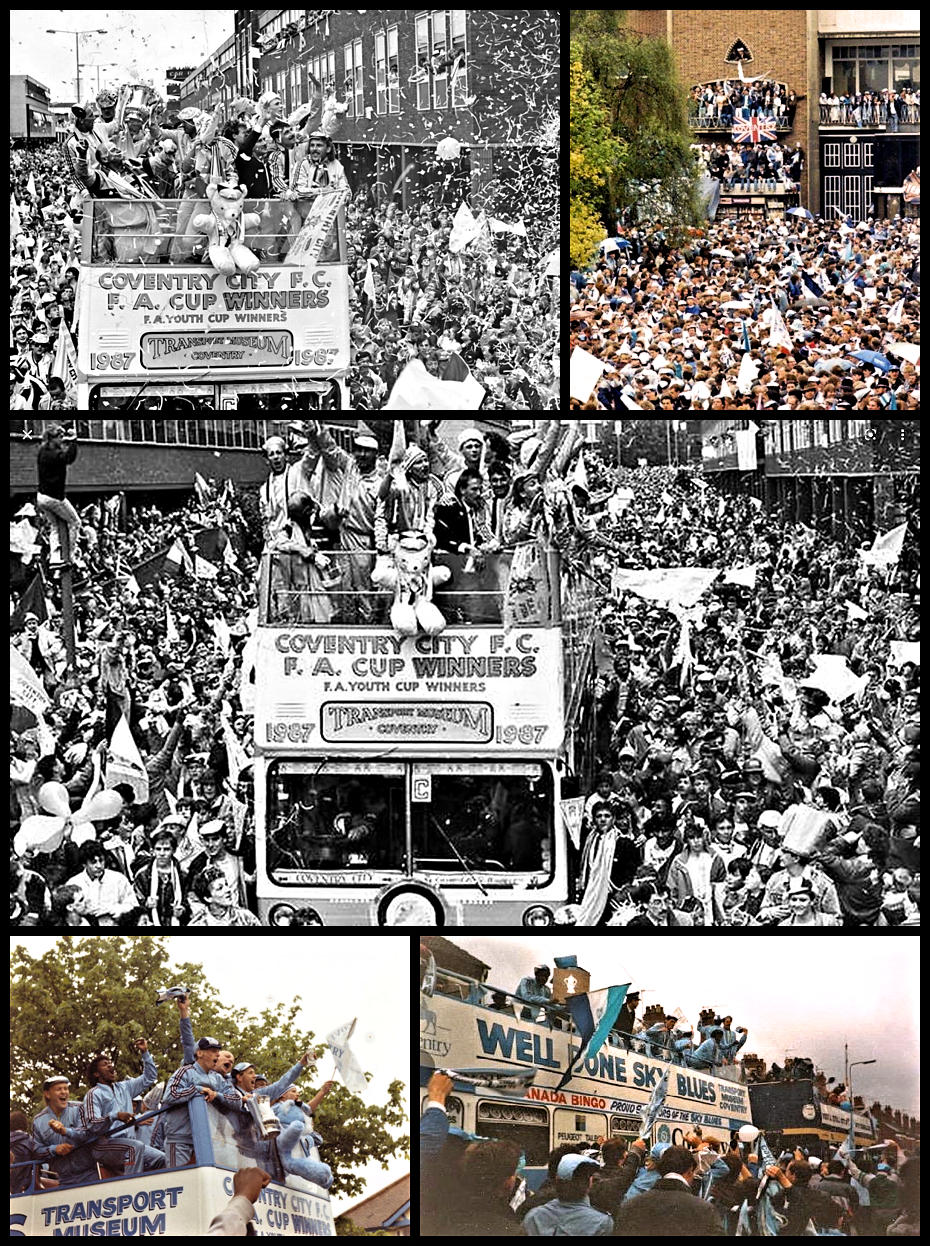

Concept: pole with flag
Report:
left=556, top=984, right=630, bottom=1091
left=639, top=1066, right=669, bottom=1140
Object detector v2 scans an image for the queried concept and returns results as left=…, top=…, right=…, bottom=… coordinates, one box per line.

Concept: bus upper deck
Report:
left=419, top=965, right=755, bottom=1167
left=76, top=197, right=349, bottom=410
left=251, top=544, right=597, bottom=926
left=11, top=1089, right=335, bottom=1236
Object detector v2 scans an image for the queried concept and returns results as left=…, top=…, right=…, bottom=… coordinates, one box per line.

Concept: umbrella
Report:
left=848, top=350, right=893, bottom=372
left=723, top=300, right=753, bottom=309
left=787, top=207, right=814, bottom=219
left=887, top=342, right=920, bottom=365
left=814, top=358, right=853, bottom=374
left=711, top=248, right=735, bottom=258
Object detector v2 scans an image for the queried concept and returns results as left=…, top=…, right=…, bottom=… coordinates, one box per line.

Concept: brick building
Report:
left=179, top=9, right=558, bottom=211
left=626, top=10, right=920, bottom=219
left=700, top=417, right=920, bottom=545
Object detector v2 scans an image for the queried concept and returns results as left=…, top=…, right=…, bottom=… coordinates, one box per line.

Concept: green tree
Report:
left=10, top=937, right=409, bottom=1199
left=570, top=10, right=701, bottom=237
left=569, top=58, right=624, bottom=267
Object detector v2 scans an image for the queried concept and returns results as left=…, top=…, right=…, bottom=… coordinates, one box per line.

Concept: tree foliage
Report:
left=10, top=936, right=409, bottom=1200
left=570, top=10, right=702, bottom=237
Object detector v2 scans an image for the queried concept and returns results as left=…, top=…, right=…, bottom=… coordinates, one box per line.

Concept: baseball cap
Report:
left=556, top=1154, right=602, bottom=1179
left=232, top=1061, right=255, bottom=1073
left=43, top=1076, right=70, bottom=1090
left=197, top=1036, right=221, bottom=1051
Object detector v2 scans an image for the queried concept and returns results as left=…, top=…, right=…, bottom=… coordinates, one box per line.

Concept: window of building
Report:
left=861, top=54, right=890, bottom=93
left=387, top=26, right=399, bottom=111
left=823, top=175, right=841, bottom=217
left=861, top=140, right=873, bottom=165
left=845, top=141, right=860, bottom=167
left=432, top=9, right=449, bottom=109
left=823, top=142, right=840, bottom=167
left=415, top=14, right=430, bottom=109
left=450, top=12, right=467, bottom=108
left=374, top=31, right=386, bottom=114
left=832, top=52, right=857, bottom=96
left=863, top=175, right=874, bottom=214
left=844, top=175, right=860, bottom=218
left=289, top=60, right=301, bottom=109
left=344, top=37, right=363, bottom=118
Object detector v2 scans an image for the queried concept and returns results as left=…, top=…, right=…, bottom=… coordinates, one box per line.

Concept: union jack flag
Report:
left=732, top=115, right=777, bottom=143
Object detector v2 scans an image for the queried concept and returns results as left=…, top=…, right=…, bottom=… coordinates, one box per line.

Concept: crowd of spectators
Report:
left=689, top=79, right=798, bottom=130
left=421, top=1070, right=919, bottom=1236
left=819, top=89, right=920, bottom=129
left=694, top=142, right=803, bottom=191
left=562, top=457, right=919, bottom=928
left=11, top=113, right=557, bottom=411
left=570, top=212, right=920, bottom=411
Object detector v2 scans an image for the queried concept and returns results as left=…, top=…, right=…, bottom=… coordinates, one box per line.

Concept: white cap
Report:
left=458, top=427, right=484, bottom=449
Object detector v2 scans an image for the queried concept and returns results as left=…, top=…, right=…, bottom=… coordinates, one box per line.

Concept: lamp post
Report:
left=46, top=28, right=108, bottom=101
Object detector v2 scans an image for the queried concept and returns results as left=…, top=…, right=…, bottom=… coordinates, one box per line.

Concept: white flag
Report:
left=212, top=614, right=230, bottom=655
left=859, top=522, right=907, bottom=568
left=106, top=714, right=150, bottom=802
left=165, top=605, right=180, bottom=644
left=448, top=201, right=481, bottom=253
left=325, top=1018, right=368, bottom=1094
left=194, top=555, right=219, bottom=580
left=767, top=301, right=793, bottom=353
left=11, top=645, right=52, bottom=715
left=51, top=322, right=79, bottom=389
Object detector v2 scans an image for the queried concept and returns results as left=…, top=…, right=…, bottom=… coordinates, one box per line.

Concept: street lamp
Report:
left=46, top=28, right=108, bottom=101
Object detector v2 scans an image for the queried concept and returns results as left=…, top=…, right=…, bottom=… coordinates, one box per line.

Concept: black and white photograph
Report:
left=8, top=418, right=920, bottom=929
left=11, top=9, right=559, bottom=412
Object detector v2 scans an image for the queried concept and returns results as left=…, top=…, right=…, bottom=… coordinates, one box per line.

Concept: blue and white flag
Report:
left=557, top=985, right=629, bottom=1090
left=801, top=270, right=824, bottom=299
left=639, top=1066, right=669, bottom=1139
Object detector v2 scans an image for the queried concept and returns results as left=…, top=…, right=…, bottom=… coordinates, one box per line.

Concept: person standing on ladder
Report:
left=36, top=424, right=81, bottom=569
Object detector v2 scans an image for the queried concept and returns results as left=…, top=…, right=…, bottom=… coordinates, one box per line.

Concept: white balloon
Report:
left=14, top=814, right=65, bottom=858
left=738, top=1124, right=760, bottom=1143
left=73, top=790, right=124, bottom=825
left=38, top=781, right=71, bottom=817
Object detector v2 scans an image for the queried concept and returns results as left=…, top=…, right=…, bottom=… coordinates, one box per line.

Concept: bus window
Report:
left=476, top=1102, right=550, bottom=1166
left=553, top=1108, right=608, bottom=1149
left=266, top=762, right=405, bottom=879
left=412, top=764, right=553, bottom=874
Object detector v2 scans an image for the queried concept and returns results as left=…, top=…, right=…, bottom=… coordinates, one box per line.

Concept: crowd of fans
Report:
left=562, top=457, right=919, bottom=928
left=694, top=142, right=803, bottom=192
left=819, top=89, right=919, bottom=128
left=421, top=1070, right=919, bottom=1236
left=689, top=79, right=798, bottom=129
left=570, top=211, right=920, bottom=411
left=11, top=82, right=557, bottom=412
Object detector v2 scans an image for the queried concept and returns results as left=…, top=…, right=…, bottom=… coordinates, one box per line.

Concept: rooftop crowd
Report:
left=570, top=211, right=920, bottom=412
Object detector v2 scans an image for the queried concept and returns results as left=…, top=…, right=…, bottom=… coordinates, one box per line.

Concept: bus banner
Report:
left=254, top=626, right=565, bottom=754
left=76, top=264, right=349, bottom=382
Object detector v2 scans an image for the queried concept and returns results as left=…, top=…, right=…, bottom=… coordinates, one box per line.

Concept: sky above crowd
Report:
left=440, top=935, right=920, bottom=1118
left=12, top=935, right=410, bottom=1216
left=11, top=10, right=231, bottom=102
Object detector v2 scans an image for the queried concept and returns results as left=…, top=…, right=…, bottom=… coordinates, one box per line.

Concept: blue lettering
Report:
left=475, top=1020, right=559, bottom=1069
left=676, top=1074, right=717, bottom=1104
left=633, top=1062, right=659, bottom=1088
left=597, top=1052, right=615, bottom=1081
left=532, top=1033, right=559, bottom=1069
left=476, top=1019, right=516, bottom=1060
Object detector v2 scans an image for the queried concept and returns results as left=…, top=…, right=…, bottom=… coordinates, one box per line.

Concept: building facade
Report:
left=337, top=1175, right=410, bottom=1236
left=626, top=10, right=920, bottom=218
left=178, top=9, right=558, bottom=210
left=10, top=76, right=55, bottom=145
left=700, top=418, right=920, bottom=544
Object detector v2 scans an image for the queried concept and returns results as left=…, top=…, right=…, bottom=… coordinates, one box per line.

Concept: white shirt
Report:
left=65, top=868, right=136, bottom=919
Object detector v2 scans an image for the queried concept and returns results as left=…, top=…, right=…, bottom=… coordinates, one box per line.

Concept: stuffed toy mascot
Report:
left=192, top=183, right=261, bottom=275
left=371, top=531, right=451, bottom=637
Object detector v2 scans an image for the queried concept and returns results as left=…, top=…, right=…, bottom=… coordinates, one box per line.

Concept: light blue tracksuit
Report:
left=688, top=1036, right=722, bottom=1071
left=81, top=1051, right=166, bottom=1173
left=161, top=1060, right=243, bottom=1167
left=515, top=976, right=552, bottom=1020
left=33, top=1102, right=99, bottom=1186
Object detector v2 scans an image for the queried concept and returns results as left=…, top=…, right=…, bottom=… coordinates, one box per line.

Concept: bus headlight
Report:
left=523, top=906, right=554, bottom=927
left=269, top=903, right=324, bottom=926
